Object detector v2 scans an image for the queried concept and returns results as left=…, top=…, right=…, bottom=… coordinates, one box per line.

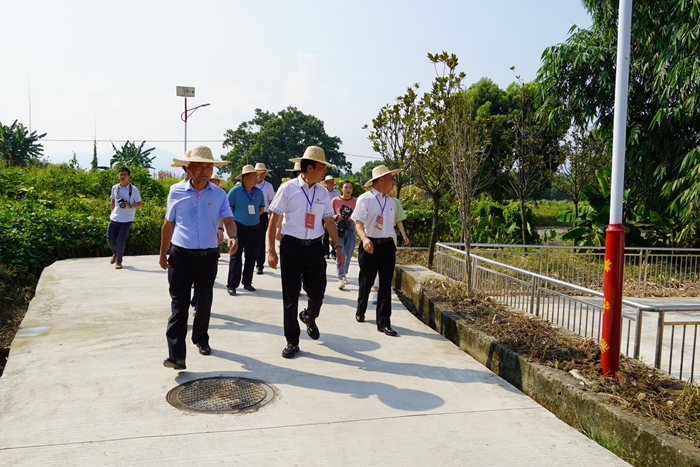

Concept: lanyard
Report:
left=374, top=193, right=388, bottom=214
left=301, top=185, right=316, bottom=211
left=244, top=187, right=255, bottom=202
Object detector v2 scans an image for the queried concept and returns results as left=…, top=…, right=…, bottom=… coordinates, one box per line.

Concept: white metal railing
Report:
left=435, top=242, right=700, bottom=382
left=456, top=243, right=700, bottom=298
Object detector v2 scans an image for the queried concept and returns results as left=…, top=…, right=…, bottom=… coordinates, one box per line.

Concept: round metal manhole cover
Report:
left=167, top=377, right=275, bottom=414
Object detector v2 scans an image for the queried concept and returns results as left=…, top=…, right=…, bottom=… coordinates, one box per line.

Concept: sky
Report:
left=0, top=0, right=592, bottom=175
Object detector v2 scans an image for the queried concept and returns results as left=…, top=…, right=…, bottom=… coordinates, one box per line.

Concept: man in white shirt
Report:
left=108, top=167, right=143, bottom=269
left=254, top=162, right=276, bottom=275
left=267, top=147, right=345, bottom=358
left=351, top=165, right=401, bottom=336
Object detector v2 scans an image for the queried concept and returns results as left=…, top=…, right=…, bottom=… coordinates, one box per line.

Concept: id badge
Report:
left=248, top=204, right=255, bottom=215
left=305, top=212, right=316, bottom=229
left=375, top=215, right=384, bottom=230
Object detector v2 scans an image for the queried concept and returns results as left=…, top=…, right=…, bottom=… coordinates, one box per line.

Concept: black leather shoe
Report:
left=196, top=342, right=211, bottom=355
left=163, top=357, right=186, bottom=370
left=378, top=325, right=398, bottom=336
left=299, top=310, right=319, bottom=340
left=227, top=287, right=237, bottom=296
left=355, top=314, right=364, bottom=323
left=256, top=268, right=263, bottom=275
left=281, top=343, right=300, bottom=358
left=243, top=284, right=256, bottom=292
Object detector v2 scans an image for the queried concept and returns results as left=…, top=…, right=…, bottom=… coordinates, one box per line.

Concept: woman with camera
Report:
left=331, top=180, right=357, bottom=290
left=108, top=167, right=142, bottom=269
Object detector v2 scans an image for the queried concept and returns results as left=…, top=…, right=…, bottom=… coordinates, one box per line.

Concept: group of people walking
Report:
left=106, top=145, right=408, bottom=370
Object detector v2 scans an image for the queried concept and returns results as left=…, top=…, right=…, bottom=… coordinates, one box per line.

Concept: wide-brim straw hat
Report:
left=281, top=177, right=291, bottom=184
left=323, top=175, right=340, bottom=184
left=285, top=161, right=302, bottom=172
left=210, top=173, right=225, bottom=182
left=235, top=164, right=259, bottom=180
left=171, top=146, right=229, bottom=167
left=289, top=146, right=337, bottom=169
left=171, top=149, right=191, bottom=167
left=364, top=164, right=401, bottom=187
left=254, top=162, right=272, bottom=173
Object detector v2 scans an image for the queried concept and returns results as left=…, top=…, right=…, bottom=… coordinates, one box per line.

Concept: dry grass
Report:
left=420, top=277, right=700, bottom=446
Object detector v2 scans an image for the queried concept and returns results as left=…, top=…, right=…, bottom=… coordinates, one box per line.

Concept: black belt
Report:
left=235, top=222, right=260, bottom=230
left=284, top=235, right=322, bottom=246
left=368, top=237, right=394, bottom=245
left=172, top=245, right=218, bottom=257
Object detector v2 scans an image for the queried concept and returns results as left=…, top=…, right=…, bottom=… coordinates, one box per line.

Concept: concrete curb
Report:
left=394, top=265, right=700, bottom=467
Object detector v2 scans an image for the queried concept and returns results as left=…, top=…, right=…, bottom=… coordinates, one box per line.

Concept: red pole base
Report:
left=600, top=224, right=625, bottom=378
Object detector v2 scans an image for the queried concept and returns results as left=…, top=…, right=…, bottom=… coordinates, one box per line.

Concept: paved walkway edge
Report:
left=394, top=265, right=700, bottom=467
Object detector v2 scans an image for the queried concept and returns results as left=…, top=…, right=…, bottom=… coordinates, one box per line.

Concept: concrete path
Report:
left=0, top=255, right=629, bottom=466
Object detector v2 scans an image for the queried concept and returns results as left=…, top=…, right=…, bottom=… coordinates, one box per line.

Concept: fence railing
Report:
left=435, top=242, right=700, bottom=382
left=461, top=243, right=700, bottom=297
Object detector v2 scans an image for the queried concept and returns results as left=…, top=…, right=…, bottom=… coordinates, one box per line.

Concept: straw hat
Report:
left=289, top=146, right=337, bottom=169
left=171, top=149, right=191, bottom=167
left=364, top=164, right=401, bottom=187
left=323, top=175, right=340, bottom=184
left=254, top=162, right=272, bottom=173
left=234, top=164, right=259, bottom=180
left=281, top=177, right=291, bottom=184
left=171, top=146, right=229, bottom=167
left=210, top=173, right=225, bottom=183
left=285, top=161, right=302, bottom=172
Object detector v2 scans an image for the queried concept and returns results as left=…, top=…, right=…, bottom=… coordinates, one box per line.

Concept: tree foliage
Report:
left=538, top=0, right=700, bottom=245
left=445, top=90, right=492, bottom=288
left=363, top=87, right=421, bottom=197
left=110, top=140, right=156, bottom=170
left=221, top=107, right=350, bottom=186
left=0, top=120, right=46, bottom=167
left=556, top=126, right=609, bottom=223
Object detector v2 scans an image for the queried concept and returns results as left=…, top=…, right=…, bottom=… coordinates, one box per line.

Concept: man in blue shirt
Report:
left=226, top=164, right=265, bottom=295
left=159, top=147, right=238, bottom=370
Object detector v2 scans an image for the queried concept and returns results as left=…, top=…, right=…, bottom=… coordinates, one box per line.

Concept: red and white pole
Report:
left=601, top=0, right=633, bottom=377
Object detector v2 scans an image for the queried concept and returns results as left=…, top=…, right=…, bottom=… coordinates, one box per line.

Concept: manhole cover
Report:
left=166, top=377, right=275, bottom=414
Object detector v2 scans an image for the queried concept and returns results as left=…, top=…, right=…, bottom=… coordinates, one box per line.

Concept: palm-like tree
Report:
left=0, top=120, right=46, bottom=166
left=110, top=141, right=156, bottom=169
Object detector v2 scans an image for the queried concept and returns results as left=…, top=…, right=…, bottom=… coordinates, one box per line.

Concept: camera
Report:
left=117, top=198, right=128, bottom=209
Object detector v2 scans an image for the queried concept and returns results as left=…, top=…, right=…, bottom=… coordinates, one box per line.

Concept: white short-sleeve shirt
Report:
left=269, top=176, right=334, bottom=239
left=110, top=183, right=142, bottom=223
left=351, top=188, right=396, bottom=239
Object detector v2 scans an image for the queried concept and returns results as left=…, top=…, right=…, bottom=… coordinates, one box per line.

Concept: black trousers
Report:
left=227, top=222, right=259, bottom=289
left=255, top=212, right=269, bottom=270
left=166, top=246, right=219, bottom=360
left=279, top=236, right=326, bottom=345
left=356, top=238, right=396, bottom=327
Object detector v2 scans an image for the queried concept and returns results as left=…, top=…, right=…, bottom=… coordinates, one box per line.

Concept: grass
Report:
left=530, top=199, right=577, bottom=227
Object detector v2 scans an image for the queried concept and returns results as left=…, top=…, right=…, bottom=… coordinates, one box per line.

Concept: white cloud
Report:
left=282, top=53, right=328, bottom=108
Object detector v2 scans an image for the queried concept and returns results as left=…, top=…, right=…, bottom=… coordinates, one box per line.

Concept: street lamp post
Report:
left=176, top=86, right=209, bottom=153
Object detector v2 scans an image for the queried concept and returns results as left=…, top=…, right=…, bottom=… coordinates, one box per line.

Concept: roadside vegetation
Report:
left=416, top=277, right=700, bottom=448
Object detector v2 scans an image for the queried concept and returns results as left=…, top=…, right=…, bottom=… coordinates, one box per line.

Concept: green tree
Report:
left=412, top=52, right=465, bottom=267
left=556, top=126, right=608, bottom=224
left=445, top=90, right=492, bottom=290
left=110, top=141, right=156, bottom=169
left=503, top=73, right=560, bottom=245
left=221, top=107, right=349, bottom=187
left=363, top=87, right=421, bottom=197
left=0, top=120, right=46, bottom=167
left=538, top=0, right=700, bottom=245
left=91, top=139, right=98, bottom=171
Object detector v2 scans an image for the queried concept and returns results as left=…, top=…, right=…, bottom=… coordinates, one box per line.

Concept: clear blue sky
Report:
left=0, top=0, right=592, bottom=174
